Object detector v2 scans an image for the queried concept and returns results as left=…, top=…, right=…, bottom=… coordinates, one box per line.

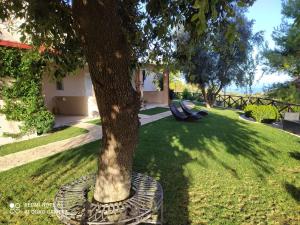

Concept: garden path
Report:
left=0, top=110, right=171, bottom=172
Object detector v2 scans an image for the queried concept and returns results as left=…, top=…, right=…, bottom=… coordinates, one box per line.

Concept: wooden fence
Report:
left=174, top=92, right=300, bottom=113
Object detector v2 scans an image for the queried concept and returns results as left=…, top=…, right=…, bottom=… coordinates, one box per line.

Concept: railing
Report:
left=173, top=92, right=300, bottom=113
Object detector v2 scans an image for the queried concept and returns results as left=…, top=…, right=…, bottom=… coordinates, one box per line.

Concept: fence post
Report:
left=240, top=97, right=243, bottom=109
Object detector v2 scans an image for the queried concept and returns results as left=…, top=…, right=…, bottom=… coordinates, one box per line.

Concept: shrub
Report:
left=245, top=104, right=280, bottom=123
left=0, top=48, right=55, bottom=135
left=244, top=104, right=258, bottom=117
left=23, top=110, right=55, bottom=135
left=259, top=105, right=280, bottom=123
left=182, top=88, right=192, bottom=100
left=250, top=106, right=265, bottom=122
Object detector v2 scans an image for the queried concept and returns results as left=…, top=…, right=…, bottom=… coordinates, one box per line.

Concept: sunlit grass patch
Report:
left=0, top=126, right=88, bottom=156
left=86, top=118, right=101, bottom=125
left=140, top=107, right=169, bottom=115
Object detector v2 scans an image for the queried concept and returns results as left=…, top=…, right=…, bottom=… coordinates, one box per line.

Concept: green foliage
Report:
left=263, top=0, right=300, bottom=77
left=0, top=47, right=54, bottom=134
left=245, top=104, right=280, bottom=123
left=0, top=47, right=22, bottom=78
left=244, top=104, right=258, bottom=117
left=0, top=0, right=255, bottom=70
left=24, top=110, right=55, bottom=135
left=182, top=88, right=192, bottom=100
left=179, top=9, right=262, bottom=107
left=265, top=81, right=300, bottom=104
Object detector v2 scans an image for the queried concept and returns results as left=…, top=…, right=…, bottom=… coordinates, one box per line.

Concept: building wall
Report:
left=143, top=73, right=169, bottom=105
left=0, top=115, right=22, bottom=134
left=42, top=66, right=99, bottom=117
left=131, top=66, right=169, bottom=105
left=143, top=91, right=165, bottom=104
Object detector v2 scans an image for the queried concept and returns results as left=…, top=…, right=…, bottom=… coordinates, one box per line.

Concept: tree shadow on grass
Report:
left=28, top=108, right=282, bottom=224
left=134, top=123, right=193, bottom=224
left=30, top=140, right=100, bottom=189
left=133, top=109, right=280, bottom=224
left=289, top=151, right=300, bottom=160
left=284, top=182, right=300, bottom=202
left=171, top=111, right=277, bottom=178
left=133, top=109, right=285, bottom=224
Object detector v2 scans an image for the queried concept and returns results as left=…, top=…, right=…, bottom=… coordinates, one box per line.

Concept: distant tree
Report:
left=177, top=10, right=262, bottom=107
left=0, top=0, right=255, bottom=207
left=264, top=82, right=300, bottom=104
left=264, top=0, right=300, bottom=78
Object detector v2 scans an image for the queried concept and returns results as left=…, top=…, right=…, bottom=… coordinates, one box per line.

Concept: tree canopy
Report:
left=263, top=0, right=300, bottom=77
left=0, top=0, right=256, bottom=71
left=176, top=8, right=262, bottom=107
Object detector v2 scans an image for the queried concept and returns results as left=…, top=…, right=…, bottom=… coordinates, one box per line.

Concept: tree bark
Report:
left=200, top=85, right=223, bottom=108
left=73, top=0, right=140, bottom=203
left=200, top=86, right=213, bottom=108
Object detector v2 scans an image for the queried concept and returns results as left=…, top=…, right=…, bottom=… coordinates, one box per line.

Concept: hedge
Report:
left=244, top=104, right=280, bottom=123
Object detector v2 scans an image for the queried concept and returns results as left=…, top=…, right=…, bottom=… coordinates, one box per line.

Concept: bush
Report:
left=244, top=104, right=258, bottom=117
left=244, top=104, right=280, bottom=123
left=182, top=88, right=192, bottom=100
left=0, top=48, right=55, bottom=135
left=23, top=110, right=55, bottom=135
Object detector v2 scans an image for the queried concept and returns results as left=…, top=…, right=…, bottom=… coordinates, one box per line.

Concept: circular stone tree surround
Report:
left=54, top=173, right=163, bottom=225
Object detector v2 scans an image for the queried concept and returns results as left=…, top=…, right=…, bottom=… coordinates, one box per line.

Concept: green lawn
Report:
left=86, top=118, right=101, bottom=125
left=140, top=107, right=169, bottom=115
left=85, top=108, right=169, bottom=124
left=0, top=108, right=299, bottom=224
left=0, top=126, right=88, bottom=156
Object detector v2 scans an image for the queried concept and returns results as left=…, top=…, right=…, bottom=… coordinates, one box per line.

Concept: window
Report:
left=56, top=80, right=64, bottom=90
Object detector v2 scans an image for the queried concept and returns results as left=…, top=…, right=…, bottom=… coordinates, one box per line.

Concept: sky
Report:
left=227, top=0, right=292, bottom=94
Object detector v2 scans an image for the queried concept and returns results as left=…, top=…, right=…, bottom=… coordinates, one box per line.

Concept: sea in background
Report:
left=225, top=84, right=266, bottom=95
left=225, top=74, right=293, bottom=95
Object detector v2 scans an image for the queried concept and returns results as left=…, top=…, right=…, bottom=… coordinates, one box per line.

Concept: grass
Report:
left=140, top=107, right=169, bottom=115
left=86, top=118, right=101, bottom=125
left=0, top=126, right=88, bottom=156
left=2, top=132, right=23, bottom=139
left=85, top=107, right=169, bottom=125
left=0, top=108, right=299, bottom=224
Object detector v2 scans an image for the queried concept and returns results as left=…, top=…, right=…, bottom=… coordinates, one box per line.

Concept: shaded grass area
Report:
left=86, top=118, right=101, bottom=126
left=0, top=109, right=299, bottom=224
left=0, top=127, right=88, bottom=156
left=140, top=107, right=169, bottom=115
left=85, top=107, right=169, bottom=125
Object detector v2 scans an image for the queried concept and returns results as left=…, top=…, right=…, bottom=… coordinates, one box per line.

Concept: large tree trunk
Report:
left=200, top=87, right=215, bottom=108
left=200, top=85, right=223, bottom=108
left=73, top=0, right=140, bottom=203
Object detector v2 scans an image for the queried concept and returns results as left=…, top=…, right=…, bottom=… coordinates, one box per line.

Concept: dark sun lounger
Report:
left=180, top=101, right=208, bottom=116
left=169, top=104, right=202, bottom=121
